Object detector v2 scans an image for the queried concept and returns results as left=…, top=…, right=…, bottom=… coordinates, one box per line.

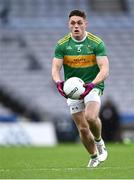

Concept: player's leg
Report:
left=67, top=98, right=100, bottom=168
left=72, top=111, right=100, bottom=168
left=85, top=101, right=102, bottom=140
left=84, top=89, right=108, bottom=162
left=72, top=111, right=97, bottom=155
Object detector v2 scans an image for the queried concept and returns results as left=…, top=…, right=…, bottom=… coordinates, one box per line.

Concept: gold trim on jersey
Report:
left=58, top=33, right=71, bottom=45
left=63, top=55, right=97, bottom=68
left=87, top=32, right=101, bottom=44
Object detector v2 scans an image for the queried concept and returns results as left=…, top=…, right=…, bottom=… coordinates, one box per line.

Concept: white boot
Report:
left=95, top=139, right=108, bottom=162
left=87, top=156, right=100, bottom=168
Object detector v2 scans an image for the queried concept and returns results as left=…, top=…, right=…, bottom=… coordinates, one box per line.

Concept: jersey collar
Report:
left=71, top=31, right=87, bottom=43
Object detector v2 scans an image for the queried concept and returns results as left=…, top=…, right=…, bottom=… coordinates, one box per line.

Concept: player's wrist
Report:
left=89, top=82, right=95, bottom=88
left=55, top=80, right=62, bottom=85
left=55, top=80, right=63, bottom=83
left=55, top=81, right=64, bottom=91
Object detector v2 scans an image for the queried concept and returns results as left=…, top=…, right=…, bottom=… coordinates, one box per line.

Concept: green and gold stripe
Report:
left=58, top=33, right=71, bottom=45
left=63, top=55, right=97, bottom=68
left=87, top=32, right=101, bottom=44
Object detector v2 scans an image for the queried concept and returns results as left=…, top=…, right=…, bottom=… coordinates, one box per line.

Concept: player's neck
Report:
left=71, top=31, right=87, bottom=42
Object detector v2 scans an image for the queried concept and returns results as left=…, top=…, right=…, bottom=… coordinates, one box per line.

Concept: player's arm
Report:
left=80, top=41, right=109, bottom=99
left=92, top=56, right=109, bottom=85
left=52, top=57, right=67, bottom=98
left=52, top=57, right=63, bottom=83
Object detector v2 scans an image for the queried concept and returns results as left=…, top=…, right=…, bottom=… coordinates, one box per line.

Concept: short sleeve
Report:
left=95, top=41, right=107, bottom=56
left=54, top=43, right=64, bottom=59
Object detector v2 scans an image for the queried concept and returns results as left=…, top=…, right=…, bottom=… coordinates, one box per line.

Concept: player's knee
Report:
left=85, top=112, right=97, bottom=123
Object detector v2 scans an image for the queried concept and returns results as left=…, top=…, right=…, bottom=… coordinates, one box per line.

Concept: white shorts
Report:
left=67, top=88, right=102, bottom=114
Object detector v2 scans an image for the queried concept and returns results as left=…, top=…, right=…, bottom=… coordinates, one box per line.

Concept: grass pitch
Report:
left=0, top=143, right=134, bottom=179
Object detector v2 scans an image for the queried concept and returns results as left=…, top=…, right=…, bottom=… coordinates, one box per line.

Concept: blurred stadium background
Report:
left=0, top=0, right=134, bottom=146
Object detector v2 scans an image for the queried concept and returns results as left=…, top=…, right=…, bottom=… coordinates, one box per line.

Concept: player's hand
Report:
left=56, top=81, right=67, bottom=98
left=80, top=82, right=95, bottom=99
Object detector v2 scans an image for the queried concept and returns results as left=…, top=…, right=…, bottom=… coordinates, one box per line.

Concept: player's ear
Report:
left=85, top=20, right=88, bottom=28
left=68, top=20, right=71, bottom=29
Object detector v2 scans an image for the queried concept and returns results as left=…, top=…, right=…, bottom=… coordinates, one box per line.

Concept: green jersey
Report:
left=54, top=32, right=107, bottom=91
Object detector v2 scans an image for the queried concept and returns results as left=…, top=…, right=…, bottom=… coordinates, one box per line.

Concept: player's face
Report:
left=69, top=16, right=87, bottom=40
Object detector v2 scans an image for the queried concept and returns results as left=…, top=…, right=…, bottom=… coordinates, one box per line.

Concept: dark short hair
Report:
left=69, top=10, right=86, bottom=19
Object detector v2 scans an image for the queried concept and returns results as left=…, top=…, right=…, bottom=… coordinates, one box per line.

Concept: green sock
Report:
left=91, top=154, right=97, bottom=159
left=95, top=138, right=101, bottom=142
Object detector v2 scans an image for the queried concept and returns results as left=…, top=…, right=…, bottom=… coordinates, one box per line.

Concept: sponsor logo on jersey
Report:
left=64, top=55, right=97, bottom=68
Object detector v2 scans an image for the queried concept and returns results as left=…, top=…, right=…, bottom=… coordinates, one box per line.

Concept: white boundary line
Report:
left=0, top=166, right=134, bottom=172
